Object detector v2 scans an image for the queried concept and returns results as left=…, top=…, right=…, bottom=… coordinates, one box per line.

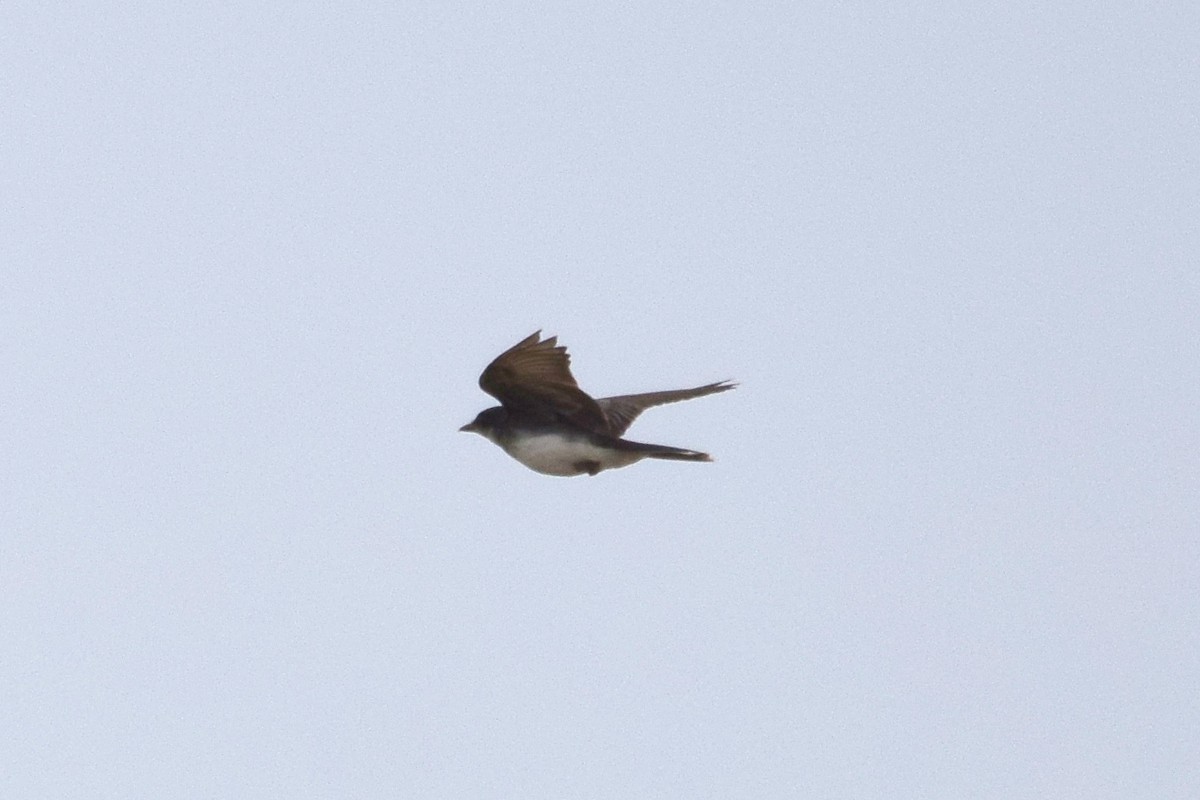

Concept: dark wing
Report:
left=478, top=331, right=610, bottom=432
left=597, top=380, right=736, bottom=436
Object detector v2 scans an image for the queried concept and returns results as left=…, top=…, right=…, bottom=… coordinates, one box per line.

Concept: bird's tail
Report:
left=619, top=439, right=713, bottom=462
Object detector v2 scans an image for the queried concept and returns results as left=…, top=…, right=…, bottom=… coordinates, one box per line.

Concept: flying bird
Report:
left=460, top=331, right=735, bottom=476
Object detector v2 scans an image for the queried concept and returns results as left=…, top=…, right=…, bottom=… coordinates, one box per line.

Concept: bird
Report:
left=459, top=331, right=735, bottom=477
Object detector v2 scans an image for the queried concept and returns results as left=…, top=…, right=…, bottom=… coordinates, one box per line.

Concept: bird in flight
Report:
left=460, top=331, right=735, bottom=476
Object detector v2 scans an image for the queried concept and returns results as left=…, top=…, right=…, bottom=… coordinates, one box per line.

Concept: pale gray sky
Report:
left=4, top=2, right=1198, bottom=797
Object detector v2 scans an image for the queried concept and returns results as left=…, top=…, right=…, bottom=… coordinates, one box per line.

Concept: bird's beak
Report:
left=459, top=422, right=477, bottom=433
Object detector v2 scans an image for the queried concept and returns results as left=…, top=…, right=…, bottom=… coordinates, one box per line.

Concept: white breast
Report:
left=500, top=433, right=640, bottom=476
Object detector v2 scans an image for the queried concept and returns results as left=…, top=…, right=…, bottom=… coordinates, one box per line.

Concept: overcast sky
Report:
left=4, top=2, right=1198, bottom=797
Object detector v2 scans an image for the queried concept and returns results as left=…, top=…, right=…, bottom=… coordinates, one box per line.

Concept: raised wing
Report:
left=597, top=380, right=736, bottom=436
left=479, top=331, right=610, bottom=432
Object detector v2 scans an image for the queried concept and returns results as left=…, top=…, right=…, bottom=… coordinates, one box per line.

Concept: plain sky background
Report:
left=4, top=2, right=1198, bottom=797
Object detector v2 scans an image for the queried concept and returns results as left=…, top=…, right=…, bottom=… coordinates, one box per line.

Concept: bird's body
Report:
left=467, top=407, right=713, bottom=476
left=483, top=424, right=643, bottom=477
left=460, top=332, right=734, bottom=477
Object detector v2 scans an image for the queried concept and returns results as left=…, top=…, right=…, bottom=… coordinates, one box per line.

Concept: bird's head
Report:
left=459, top=406, right=507, bottom=438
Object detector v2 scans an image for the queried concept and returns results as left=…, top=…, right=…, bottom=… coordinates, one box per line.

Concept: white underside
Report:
left=497, top=432, right=642, bottom=476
